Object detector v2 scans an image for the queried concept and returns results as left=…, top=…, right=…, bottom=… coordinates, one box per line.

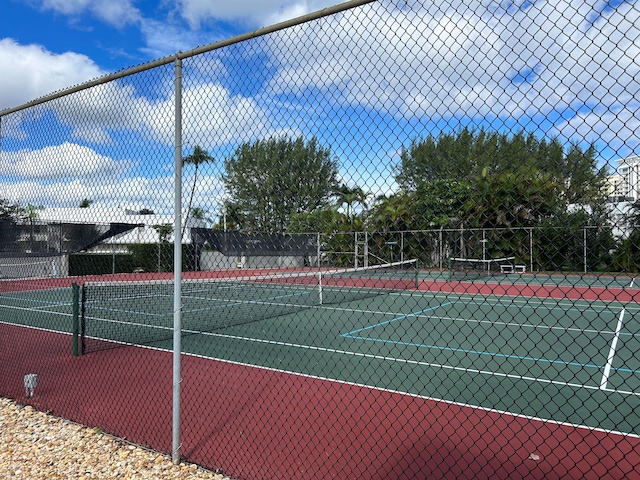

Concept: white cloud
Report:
left=0, top=79, right=266, bottom=209
left=0, top=38, right=103, bottom=112
left=264, top=0, right=640, bottom=148
left=50, top=82, right=156, bottom=144
left=36, top=0, right=141, bottom=28
left=0, top=168, right=225, bottom=213
left=0, top=176, right=166, bottom=211
left=146, top=82, right=274, bottom=146
left=3, top=0, right=639, bottom=193
left=556, top=103, right=640, bottom=151
left=138, top=18, right=206, bottom=59
left=0, top=142, right=131, bottom=179
left=0, top=142, right=178, bottom=210
left=176, top=0, right=342, bottom=28
left=0, top=142, right=138, bottom=208
left=3, top=64, right=273, bottom=148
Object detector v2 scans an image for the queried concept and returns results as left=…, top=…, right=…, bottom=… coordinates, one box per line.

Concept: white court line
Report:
left=598, top=307, right=622, bottom=391
left=194, top=330, right=640, bottom=397
left=600, top=278, right=634, bottom=390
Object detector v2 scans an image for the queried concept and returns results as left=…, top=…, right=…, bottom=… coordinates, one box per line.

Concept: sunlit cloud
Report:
left=0, top=142, right=131, bottom=179
left=0, top=38, right=103, bottom=112
left=175, top=0, right=341, bottom=28
left=35, top=0, right=141, bottom=28
left=264, top=0, right=639, bottom=149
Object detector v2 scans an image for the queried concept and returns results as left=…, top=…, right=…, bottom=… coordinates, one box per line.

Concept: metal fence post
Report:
left=172, top=55, right=183, bottom=466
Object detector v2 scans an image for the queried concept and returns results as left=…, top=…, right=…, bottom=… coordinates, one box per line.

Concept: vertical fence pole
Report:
left=172, top=55, right=183, bottom=465
left=529, top=227, right=533, bottom=272
left=439, top=227, right=443, bottom=270
left=584, top=226, right=588, bottom=274
left=364, top=231, right=369, bottom=268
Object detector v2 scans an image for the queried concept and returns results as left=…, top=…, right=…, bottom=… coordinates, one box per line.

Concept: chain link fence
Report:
left=1, top=0, right=639, bottom=478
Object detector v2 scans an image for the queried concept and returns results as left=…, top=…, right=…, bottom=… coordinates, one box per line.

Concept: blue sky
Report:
left=0, top=0, right=639, bottom=214
left=0, top=0, right=346, bottom=110
left=0, top=0, right=354, bottom=212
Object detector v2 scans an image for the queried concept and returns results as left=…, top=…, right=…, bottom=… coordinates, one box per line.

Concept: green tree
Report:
left=394, top=129, right=610, bottom=266
left=333, top=184, right=369, bottom=225
left=464, top=168, right=560, bottom=229
left=396, top=130, right=474, bottom=190
left=190, top=207, right=212, bottom=225
left=537, top=207, right=615, bottom=273
left=365, top=182, right=471, bottom=266
left=182, top=145, right=214, bottom=237
left=223, top=136, right=339, bottom=232
left=613, top=232, right=640, bottom=273
left=368, top=193, right=415, bottom=233
left=414, top=180, right=470, bottom=228
left=289, top=207, right=346, bottom=234
left=24, top=203, right=40, bottom=250
left=151, top=224, right=174, bottom=272
left=0, top=198, right=23, bottom=219
left=396, top=128, right=606, bottom=209
left=289, top=207, right=354, bottom=266
left=367, top=180, right=470, bottom=232
left=214, top=200, right=245, bottom=231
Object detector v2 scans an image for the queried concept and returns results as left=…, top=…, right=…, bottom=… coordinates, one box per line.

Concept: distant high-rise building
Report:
left=610, top=155, right=640, bottom=201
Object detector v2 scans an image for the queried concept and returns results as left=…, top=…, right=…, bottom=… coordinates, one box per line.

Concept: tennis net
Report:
left=448, top=257, right=516, bottom=280
left=0, top=258, right=58, bottom=279
left=78, top=259, right=419, bottom=354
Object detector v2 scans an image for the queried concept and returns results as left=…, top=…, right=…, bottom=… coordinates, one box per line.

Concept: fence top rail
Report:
left=306, top=226, right=610, bottom=236
left=0, top=0, right=376, bottom=117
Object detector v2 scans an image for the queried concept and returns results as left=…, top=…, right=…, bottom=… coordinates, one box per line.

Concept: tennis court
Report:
left=6, top=267, right=631, bottom=437
left=175, top=283, right=640, bottom=435
left=2, top=268, right=640, bottom=478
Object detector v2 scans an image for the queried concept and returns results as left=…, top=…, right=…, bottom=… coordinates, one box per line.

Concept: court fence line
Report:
left=1, top=0, right=639, bottom=478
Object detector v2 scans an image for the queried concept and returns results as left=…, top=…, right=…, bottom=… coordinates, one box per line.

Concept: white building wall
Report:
left=36, top=207, right=206, bottom=249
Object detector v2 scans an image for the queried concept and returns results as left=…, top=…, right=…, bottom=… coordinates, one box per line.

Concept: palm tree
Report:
left=368, top=194, right=413, bottom=232
left=333, top=184, right=369, bottom=224
left=24, top=203, right=40, bottom=250
left=182, top=146, right=214, bottom=238
left=190, top=207, right=212, bottom=225
left=152, top=224, right=174, bottom=272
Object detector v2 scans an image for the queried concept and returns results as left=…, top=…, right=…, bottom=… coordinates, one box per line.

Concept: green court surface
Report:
left=0, top=287, right=74, bottom=333
left=3, top=280, right=639, bottom=436
left=176, top=289, right=640, bottom=435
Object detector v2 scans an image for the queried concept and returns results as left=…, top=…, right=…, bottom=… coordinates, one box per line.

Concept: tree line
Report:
left=178, top=129, right=635, bottom=273
left=3, top=129, right=639, bottom=273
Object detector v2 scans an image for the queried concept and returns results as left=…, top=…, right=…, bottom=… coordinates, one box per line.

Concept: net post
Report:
left=71, top=283, right=80, bottom=357
left=80, top=284, right=87, bottom=355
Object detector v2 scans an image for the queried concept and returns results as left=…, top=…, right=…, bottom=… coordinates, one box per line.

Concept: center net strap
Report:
left=80, top=259, right=418, bottom=354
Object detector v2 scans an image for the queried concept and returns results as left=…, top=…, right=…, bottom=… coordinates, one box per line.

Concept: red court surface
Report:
left=2, top=321, right=638, bottom=479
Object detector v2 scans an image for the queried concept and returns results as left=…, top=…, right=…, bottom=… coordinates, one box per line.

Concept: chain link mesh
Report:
left=1, top=0, right=639, bottom=478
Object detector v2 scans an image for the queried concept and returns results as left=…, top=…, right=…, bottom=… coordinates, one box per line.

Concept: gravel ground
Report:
left=0, top=397, right=227, bottom=479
